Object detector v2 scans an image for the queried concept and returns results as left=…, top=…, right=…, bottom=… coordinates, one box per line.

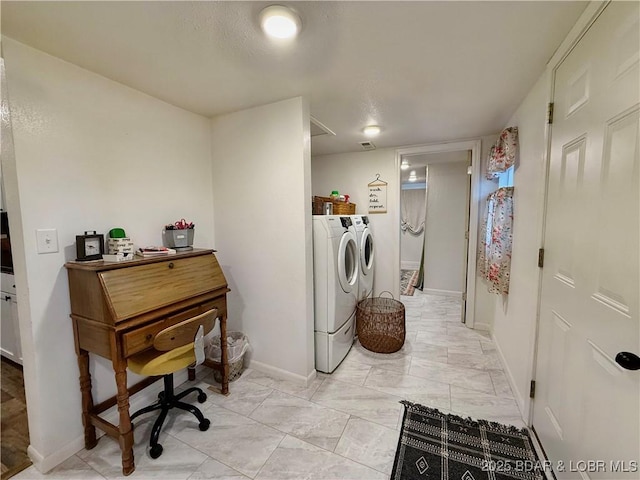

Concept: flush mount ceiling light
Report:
left=408, top=170, right=417, bottom=182
left=363, top=125, right=381, bottom=137
left=260, top=5, right=301, bottom=39
left=401, top=159, right=410, bottom=170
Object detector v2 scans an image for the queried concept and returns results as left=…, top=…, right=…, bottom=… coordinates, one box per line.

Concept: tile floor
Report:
left=15, top=292, right=524, bottom=480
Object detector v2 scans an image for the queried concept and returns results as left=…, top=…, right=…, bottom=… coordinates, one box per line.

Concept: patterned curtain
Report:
left=486, top=127, right=518, bottom=179
left=478, top=187, right=514, bottom=295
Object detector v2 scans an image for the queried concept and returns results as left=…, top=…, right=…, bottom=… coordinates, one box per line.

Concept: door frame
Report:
left=395, top=139, right=481, bottom=328
left=528, top=0, right=611, bottom=426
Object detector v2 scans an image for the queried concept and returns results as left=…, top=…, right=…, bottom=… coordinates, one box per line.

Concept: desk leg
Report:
left=113, top=359, right=135, bottom=476
left=220, top=314, right=229, bottom=395
left=77, top=349, right=97, bottom=449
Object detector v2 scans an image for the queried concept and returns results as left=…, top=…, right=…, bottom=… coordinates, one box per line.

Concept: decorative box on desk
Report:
left=64, top=249, right=230, bottom=476
left=163, top=228, right=194, bottom=250
left=107, top=237, right=134, bottom=255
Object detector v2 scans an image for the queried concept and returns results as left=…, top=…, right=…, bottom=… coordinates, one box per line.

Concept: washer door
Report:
left=338, top=231, right=358, bottom=293
left=360, top=228, right=374, bottom=276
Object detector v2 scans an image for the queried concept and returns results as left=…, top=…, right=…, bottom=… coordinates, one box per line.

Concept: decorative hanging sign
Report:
left=368, top=174, right=388, bottom=214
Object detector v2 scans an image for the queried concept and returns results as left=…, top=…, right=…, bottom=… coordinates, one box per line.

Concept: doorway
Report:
left=1, top=56, right=31, bottom=480
left=396, top=140, right=481, bottom=327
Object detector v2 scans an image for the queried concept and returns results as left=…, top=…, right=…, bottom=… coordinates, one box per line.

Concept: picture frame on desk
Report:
left=76, top=231, right=105, bottom=261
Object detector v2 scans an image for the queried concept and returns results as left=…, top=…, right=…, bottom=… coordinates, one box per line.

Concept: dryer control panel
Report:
left=340, top=217, right=353, bottom=228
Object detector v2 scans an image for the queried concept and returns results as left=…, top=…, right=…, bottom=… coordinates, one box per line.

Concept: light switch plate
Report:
left=36, top=229, right=58, bottom=254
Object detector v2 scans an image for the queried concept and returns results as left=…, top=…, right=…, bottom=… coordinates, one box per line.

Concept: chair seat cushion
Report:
left=128, top=342, right=195, bottom=376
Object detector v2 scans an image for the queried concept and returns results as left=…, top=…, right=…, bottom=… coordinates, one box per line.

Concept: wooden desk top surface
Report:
left=64, top=248, right=216, bottom=272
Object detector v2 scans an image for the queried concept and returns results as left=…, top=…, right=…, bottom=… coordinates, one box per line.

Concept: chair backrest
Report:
left=153, top=308, right=218, bottom=352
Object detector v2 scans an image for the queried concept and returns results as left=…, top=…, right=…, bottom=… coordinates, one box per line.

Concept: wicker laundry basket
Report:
left=312, top=196, right=356, bottom=215
left=356, top=292, right=406, bottom=353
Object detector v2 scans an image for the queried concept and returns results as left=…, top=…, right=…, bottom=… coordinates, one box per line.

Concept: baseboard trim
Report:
left=473, top=322, right=491, bottom=332
left=27, top=370, right=189, bottom=473
left=27, top=440, right=83, bottom=474
left=491, top=333, right=527, bottom=418
left=423, top=288, right=462, bottom=298
left=401, top=261, right=420, bottom=270
left=247, top=359, right=314, bottom=387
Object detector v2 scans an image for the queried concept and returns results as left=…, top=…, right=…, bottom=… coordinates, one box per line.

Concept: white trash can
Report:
left=206, top=332, right=249, bottom=383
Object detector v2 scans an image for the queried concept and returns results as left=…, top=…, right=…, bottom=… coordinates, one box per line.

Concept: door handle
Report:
left=615, top=352, right=640, bottom=371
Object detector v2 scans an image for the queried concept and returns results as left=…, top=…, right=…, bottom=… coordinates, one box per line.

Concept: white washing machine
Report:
left=313, top=215, right=358, bottom=373
left=351, top=215, right=375, bottom=301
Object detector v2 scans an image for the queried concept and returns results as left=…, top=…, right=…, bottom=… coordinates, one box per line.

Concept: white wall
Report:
left=473, top=135, right=500, bottom=330
left=2, top=38, right=215, bottom=470
left=312, top=148, right=399, bottom=297
left=424, top=160, right=469, bottom=294
left=491, top=71, right=550, bottom=417
left=210, top=97, right=314, bottom=383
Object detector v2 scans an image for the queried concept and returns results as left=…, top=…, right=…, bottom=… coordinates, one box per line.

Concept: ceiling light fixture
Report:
left=259, top=5, right=301, bottom=40
left=408, top=170, right=417, bottom=182
left=363, top=125, right=381, bottom=137
left=401, top=159, right=410, bottom=170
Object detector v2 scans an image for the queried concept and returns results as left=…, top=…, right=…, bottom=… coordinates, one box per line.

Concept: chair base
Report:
left=130, top=374, right=210, bottom=458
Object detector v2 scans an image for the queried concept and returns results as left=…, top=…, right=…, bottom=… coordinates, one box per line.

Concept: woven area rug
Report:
left=401, top=270, right=419, bottom=296
left=392, top=401, right=545, bottom=480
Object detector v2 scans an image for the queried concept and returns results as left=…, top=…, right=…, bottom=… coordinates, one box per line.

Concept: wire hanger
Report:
left=369, top=173, right=388, bottom=185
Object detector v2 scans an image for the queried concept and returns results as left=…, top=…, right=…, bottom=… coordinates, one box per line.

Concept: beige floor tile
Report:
left=334, top=417, right=400, bottom=474
left=255, top=435, right=387, bottom=480
left=40, top=292, right=524, bottom=480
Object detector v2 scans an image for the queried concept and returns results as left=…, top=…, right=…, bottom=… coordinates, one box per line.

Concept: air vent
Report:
left=310, top=115, right=336, bottom=137
left=359, top=141, right=376, bottom=151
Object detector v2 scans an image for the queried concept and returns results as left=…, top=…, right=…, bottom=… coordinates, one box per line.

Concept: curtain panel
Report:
left=486, top=127, right=518, bottom=179
left=478, top=187, right=514, bottom=295
left=401, top=189, right=426, bottom=235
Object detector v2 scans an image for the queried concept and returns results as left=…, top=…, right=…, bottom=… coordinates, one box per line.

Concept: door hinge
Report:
left=547, top=102, right=554, bottom=124
left=464, top=230, right=469, bottom=240
left=529, top=380, right=536, bottom=398
left=462, top=292, right=467, bottom=301
left=538, top=248, right=545, bottom=268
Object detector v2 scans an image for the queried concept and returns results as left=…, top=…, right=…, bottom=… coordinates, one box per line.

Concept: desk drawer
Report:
left=122, top=306, right=200, bottom=357
left=200, top=297, right=226, bottom=317
left=100, top=254, right=226, bottom=322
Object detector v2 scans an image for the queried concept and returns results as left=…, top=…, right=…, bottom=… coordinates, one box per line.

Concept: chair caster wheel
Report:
left=150, top=444, right=163, bottom=459
left=199, top=419, right=210, bottom=431
left=197, top=392, right=207, bottom=403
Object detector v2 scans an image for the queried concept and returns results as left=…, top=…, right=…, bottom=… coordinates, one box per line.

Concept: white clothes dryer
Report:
left=312, top=215, right=358, bottom=373
left=351, top=215, right=375, bottom=301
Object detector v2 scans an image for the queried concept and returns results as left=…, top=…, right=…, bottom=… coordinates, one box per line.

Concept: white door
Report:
left=533, top=2, right=639, bottom=478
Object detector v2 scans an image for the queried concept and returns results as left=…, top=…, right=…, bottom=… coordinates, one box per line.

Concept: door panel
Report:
left=533, top=2, right=639, bottom=478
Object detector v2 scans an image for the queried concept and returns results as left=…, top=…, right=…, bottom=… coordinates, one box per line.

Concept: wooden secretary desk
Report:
left=65, top=248, right=229, bottom=476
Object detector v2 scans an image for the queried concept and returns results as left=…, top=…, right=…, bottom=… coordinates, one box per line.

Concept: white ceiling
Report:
left=1, top=1, right=587, bottom=156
